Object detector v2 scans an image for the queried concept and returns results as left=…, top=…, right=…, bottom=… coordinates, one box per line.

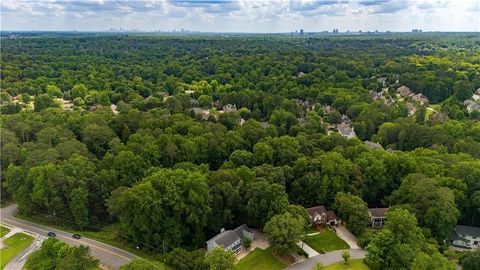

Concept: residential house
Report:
left=191, top=108, right=210, bottom=120
left=369, top=208, right=389, bottom=228
left=369, top=91, right=382, bottom=101
left=412, top=93, right=429, bottom=105
left=110, top=104, right=119, bottom=115
left=397, top=85, right=414, bottom=97
left=406, top=102, right=417, bottom=116
left=337, top=122, right=356, bottom=139
left=365, top=141, right=383, bottom=150
left=295, top=71, right=306, bottom=77
left=213, top=100, right=223, bottom=110
left=160, top=92, right=170, bottom=98
left=296, top=99, right=312, bottom=110
left=306, top=206, right=340, bottom=227
left=341, top=114, right=352, bottom=125
left=464, top=100, right=480, bottom=113
left=55, top=98, right=73, bottom=111
left=260, top=121, right=269, bottom=129
left=324, top=105, right=335, bottom=114
left=223, top=104, right=237, bottom=113
left=190, top=98, right=200, bottom=108
left=377, top=77, right=387, bottom=86
left=450, top=225, right=480, bottom=249
left=429, top=112, right=449, bottom=124
left=383, top=98, right=395, bottom=106
left=206, top=224, right=254, bottom=254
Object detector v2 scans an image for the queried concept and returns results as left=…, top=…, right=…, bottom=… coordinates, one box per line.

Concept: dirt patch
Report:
left=272, top=250, right=296, bottom=265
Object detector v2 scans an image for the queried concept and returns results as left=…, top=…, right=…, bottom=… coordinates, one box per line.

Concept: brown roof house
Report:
left=306, top=206, right=340, bottom=227
left=369, top=208, right=389, bottom=228
left=206, top=225, right=254, bottom=255
left=429, top=112, right=449, bottom=124
left=412, top=93, right=429, bottom=105
left=397, top=86, right=414, bottom=98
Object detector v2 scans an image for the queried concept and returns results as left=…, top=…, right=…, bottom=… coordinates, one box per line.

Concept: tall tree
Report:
left=264, top=212, right=305, bottom=255
left=333, top=192, right=370, bottom=235
left=204, top=247, right=236, bottom=270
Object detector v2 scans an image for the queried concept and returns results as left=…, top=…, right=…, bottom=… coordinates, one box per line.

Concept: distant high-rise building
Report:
left=300, top=29, right=304, bottom=35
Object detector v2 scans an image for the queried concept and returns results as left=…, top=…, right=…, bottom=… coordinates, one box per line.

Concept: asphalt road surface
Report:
left=1, top=204, right=139, bottom=269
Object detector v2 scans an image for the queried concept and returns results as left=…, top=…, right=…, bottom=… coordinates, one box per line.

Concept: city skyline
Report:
left=1, top=0, right=479, bottom=32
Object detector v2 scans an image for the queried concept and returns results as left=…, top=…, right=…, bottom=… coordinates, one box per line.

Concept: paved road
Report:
left=1, top=204, right=139, bottom=269
left=286, top=249, right=366, bottom=270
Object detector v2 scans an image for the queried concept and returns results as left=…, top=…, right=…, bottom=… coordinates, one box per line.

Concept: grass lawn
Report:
left=0, top=232, right=34, bottom=269
left=236, top=247, right=287, bottom=270
left=0, top=225, right=11, bottom=237
left=303, top=229, right=349, bottom=253
left=16, top=214, right=171, bottom=269
left=324, top=259, right=370, bottom=270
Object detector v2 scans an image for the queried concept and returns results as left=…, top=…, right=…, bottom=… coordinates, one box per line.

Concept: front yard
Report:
left=235, top=247, right=287, bottom=270
left=303, top=229, right=349, bottom=253
left=0, top=232, right=34, bottom=268
left=324, top=259, right=370, bottom=270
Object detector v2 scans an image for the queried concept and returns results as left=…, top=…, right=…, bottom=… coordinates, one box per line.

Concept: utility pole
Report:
left=53, top=211, right=56, bottom=225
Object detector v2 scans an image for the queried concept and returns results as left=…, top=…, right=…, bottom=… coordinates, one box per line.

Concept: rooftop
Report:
left=455, top=225, right=480, bottom=238
left=368, top=208, right=389, bottom=217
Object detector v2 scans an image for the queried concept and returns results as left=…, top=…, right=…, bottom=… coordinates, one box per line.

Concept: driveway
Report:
left=237, top=229, right=269, bottom=260
left=335, top=225, right=360, bottom=249
left=286, top=249, right=366, bottom=270
left=4, top=235, right=45, bottom=270
left=1, top=204, right=139, bottom=269
left=297, top=240, right=319, bottom=257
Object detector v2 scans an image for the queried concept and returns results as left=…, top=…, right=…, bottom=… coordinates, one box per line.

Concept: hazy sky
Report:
left=1, top=0, right=479, bottom=32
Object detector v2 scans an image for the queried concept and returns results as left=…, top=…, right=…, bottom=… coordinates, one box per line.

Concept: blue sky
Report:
left=1, top=0, right=479, bottom=32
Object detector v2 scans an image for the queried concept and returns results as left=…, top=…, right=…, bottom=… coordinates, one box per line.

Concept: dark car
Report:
left=47, top=232, right=56, bottom=237
left=72, top=234, right=81, bottom=239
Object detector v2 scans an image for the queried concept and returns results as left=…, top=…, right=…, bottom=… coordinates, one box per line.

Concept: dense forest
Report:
left=1, top=33, right=480, bottom=269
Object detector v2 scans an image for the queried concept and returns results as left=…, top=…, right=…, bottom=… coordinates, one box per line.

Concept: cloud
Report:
left=358, top=0, right=390, bottom=6
left=168, top=0, right=241, bottom=14
left=416, top=0, right=449, bottom=10
left=289, top=0, right=340, bottom=11
left=0, top=0, right=478, bottom=32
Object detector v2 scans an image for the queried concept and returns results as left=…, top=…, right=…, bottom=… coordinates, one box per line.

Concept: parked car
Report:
left=47, top=232, right=56, bottom=237
left=72, top=234, right=81, bottom=239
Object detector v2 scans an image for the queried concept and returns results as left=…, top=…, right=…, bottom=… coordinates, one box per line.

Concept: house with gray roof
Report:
left=206, top=224, right=254, bottom=254
left=451, top=225, right=480, bottom=249
left=337, top=122, right=356, bottom=139
left=365, top=141, right=383, bottom=150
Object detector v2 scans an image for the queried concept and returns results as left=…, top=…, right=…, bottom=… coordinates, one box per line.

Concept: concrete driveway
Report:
left=4, top=235, right=45, bottom=270
left=286, top=249, right=366, bottom=270
left=335, top=225, right=360, bottom=249
left=297, top=240, right=319, bottom=257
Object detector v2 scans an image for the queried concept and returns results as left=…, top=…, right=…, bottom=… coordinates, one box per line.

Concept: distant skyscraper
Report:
left=300, top=29, right=304, bottom=35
